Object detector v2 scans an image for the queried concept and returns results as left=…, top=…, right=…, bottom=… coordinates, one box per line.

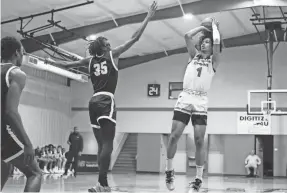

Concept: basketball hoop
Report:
left=262, top=108, right=272, bottom=121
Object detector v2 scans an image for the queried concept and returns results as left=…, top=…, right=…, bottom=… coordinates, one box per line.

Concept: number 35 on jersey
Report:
left=93, top=61, right=108, bottom=76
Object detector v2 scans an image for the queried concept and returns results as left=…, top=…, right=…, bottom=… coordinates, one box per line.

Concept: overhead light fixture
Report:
left=88, top=34, right=98, bottom=41
left=183, top=13, right=193, bottom=20
left=176, top=0, right=193, bottom=20
left=23, top=54, right=88, bottom=83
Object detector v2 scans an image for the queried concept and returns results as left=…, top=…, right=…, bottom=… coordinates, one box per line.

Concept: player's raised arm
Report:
left=46, top=57, right=91, bottom=69
left=112, top=1, right=157, bottom=59
left=211, top=19, right=222, bottom=70
left=184, top=26, right=211, bottom=59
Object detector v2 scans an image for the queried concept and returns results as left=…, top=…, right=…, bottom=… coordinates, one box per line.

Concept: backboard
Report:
left=247, top=89, right=287, bottom=116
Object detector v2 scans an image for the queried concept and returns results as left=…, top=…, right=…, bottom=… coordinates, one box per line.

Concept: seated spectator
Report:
left=37, top=147, right=50, bottom=173
left=44, top=145, right=54, bottom=173
left=35, top=146, right=42, bottom=170
left=245, top=150, right=261, bottom=177
left=52, top=146, right=62, bottom=173
left=48, top=145, right=59, bottom=173
left=33, top=144, right=72, bottom=175
left=35, top=147, right=41, bottom=158
left=58, top=146, right=67, bottom=173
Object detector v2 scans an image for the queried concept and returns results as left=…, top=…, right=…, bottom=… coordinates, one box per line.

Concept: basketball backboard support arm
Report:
left=1, top=1, right=94, bottom=25
left=250, top=6, right=287, bottom=112
left=10, top=2, right=92, bottom=77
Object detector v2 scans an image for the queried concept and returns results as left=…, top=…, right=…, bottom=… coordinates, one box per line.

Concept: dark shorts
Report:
left=1, top=122, right=24, bottom=163
left=172, top=110, right=207, bottom=126
left=89, top=92, right=116, bottom=129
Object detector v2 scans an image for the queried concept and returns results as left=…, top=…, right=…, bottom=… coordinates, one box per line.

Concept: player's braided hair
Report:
left=199, top=31, right=223, bottom=53
left=88, top=36, right=107, bottom=57
left=1, top=36, right=22, bottom=61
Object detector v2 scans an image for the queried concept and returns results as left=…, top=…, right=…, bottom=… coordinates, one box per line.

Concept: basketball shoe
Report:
left=165, top=170, right=175, bottom=191
left=189, top=178, right=202, bottom=192
left=88, top=183, right=111, bottom=192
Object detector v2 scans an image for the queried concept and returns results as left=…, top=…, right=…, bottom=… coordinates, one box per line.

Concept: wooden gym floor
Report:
left=3, top=173, right=287, bottom=192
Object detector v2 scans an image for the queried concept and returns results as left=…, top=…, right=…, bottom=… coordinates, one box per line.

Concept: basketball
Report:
left=201, top=17, right=213, bottom=30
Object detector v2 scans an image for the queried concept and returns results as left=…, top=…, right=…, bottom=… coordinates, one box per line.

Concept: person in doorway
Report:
left=165, top=18, right=223, bottom=192
left=1, top=36, right=42, bottom=192
left=62, top=127, right=83, bottom=177
left=46, top=2, right=157, bottom=192
left=245, top=150, right=261, bottom=177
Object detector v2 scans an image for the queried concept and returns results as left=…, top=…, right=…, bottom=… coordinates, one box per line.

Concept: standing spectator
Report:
left=62, top=127, right=83, bottom=177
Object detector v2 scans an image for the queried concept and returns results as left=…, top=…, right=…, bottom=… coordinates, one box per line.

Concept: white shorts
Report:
left=174, top=90, right=208, bottom=116
left=245, top=163, right=257, bottom=168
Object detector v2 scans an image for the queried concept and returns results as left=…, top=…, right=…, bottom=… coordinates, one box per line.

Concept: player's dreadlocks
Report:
left=1, top=36, right=22, bottom=61
left=88, top=36, right=108, bottom=57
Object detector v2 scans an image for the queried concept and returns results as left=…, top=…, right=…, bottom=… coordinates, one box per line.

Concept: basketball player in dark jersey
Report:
left=1, top=36, right=42, bottom=192
left=47, top=2, right=157, bottom=191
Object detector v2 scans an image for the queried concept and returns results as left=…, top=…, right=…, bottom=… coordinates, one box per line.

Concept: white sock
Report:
left=196, top=165, right=204, bottom=180
left=166, top=159, right=173, bottom=171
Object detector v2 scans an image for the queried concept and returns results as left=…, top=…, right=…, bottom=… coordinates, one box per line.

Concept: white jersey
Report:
left=245, top=155, right=261, bottom=165
left=183, top=54, right=215, bottom=93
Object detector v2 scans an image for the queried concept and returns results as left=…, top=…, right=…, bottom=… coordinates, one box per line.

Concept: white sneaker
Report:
left=165, top=170, right=175, bottom=191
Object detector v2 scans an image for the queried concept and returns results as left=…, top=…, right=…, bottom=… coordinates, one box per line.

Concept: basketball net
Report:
left=262, top=108, right=272, bottom=121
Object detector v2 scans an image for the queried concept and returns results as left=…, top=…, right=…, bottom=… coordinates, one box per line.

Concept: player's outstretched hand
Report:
left=147, top=1, right=158, bottom=19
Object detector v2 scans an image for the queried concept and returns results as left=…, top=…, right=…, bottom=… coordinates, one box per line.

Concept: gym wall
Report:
left=19, top=66, right=72, bottom=148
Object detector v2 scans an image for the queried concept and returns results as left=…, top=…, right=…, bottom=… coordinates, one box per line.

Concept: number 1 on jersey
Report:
left=94, top=61, right=108, bottom=76
left=197, top=67, right=202, bottom=77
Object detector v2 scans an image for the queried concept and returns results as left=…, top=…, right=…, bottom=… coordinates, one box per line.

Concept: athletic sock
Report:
left=166, top=158, right=173, bottom=171
left=195, top=165, right=204, bottom=180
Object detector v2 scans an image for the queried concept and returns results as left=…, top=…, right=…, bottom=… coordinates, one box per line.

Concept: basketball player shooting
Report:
left=46, top=2, right=157, bottom=192
left=165, top=18, right=222, bottom=192
left=1, top=37, right=42, bottom=192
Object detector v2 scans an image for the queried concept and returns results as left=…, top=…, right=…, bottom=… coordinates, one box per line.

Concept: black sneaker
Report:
left=165, top=170, right=175, bottom=191
left=189, top=178, right=202, bottom=192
